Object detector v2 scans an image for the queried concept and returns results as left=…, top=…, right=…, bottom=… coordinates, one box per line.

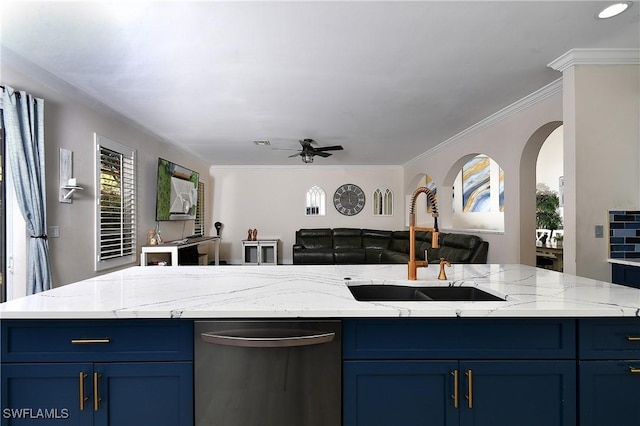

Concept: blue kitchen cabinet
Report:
left=578, top=361, right=640, bottom=426
left=343, top=318, right=577, bottom=426
left=611, top=263, right=640, bottom=289
left=578, top=318, right=640, bottom=426
left=343, top=360, right=459, bottom=426
left=457, top=360, right=575, bottom=426
left=1, top=362, right=192, bottom=426
left=1, top=363, right=93, bottom=425
left=0, top=320, right=193, bottom=426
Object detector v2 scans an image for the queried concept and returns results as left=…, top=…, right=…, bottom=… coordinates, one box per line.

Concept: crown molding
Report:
left=548, top=48, right=640, bottom=72
left=210, top=164, right=403, bottom=171
left=404, top=77, right=563, bottom=167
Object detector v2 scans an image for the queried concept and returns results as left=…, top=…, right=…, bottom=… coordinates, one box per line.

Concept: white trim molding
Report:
left=548, top=48, right=640, bottom=72
left=406, top=78, right=563, bottom=165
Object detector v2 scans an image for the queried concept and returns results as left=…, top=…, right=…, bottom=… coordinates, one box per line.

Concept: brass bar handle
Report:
left=79, top=372, right=88, bottom=411
left=466, top=369, right=473, bottom=409
left=451, top=370, right=459, bottom=408
left=630, top=367, right=640, bottom=374
left=71, top=338, right=111, bottom=344
left=93, top=372, right=102, bottom=411
left=626, top=336, right=640, bottom=341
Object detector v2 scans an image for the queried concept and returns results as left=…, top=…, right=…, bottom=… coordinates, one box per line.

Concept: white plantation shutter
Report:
left=194, top=181, right=205, bottom=235
left=95, top=134, right=136, bottom=271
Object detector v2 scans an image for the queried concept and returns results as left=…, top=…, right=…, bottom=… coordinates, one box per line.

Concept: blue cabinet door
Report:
left=343, top=360, right=459, bottom=426
left=459, top=361, right=576, bottom=426
left=1, top=363, right=94, bottom=426
left=93, top=362, right=193, bottom=426
left=579, top=361, right=640, bottom=426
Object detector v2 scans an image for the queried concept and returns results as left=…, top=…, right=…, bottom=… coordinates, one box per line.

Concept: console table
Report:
left=141, top=236, right=220, bottom=266
left=536, top=245, right=563, bottom=272
left=241, top=239, right=279, bottom=265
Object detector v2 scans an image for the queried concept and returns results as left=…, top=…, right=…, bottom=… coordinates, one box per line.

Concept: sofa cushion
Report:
left=297, top=229, right=333, bottom=249
left=293, top=249, right=335, bottom=264
left=332, top=228, right=363, bottom=249
left=334, top=249, right=366, bottom=264
left=389, top=231, right=411, bottom=254
left=380, top=250, right=409, bottom=263
left=362, top=229, right=392, bottom=250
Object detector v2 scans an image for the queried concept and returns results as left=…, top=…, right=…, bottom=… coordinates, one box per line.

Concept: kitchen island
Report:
left=1, top=263, right=640, bottom=319
left=2, top=264, right=640, bottom=426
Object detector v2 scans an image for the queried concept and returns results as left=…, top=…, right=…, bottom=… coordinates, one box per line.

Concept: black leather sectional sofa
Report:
left=293, top=228, right=488, bottom=265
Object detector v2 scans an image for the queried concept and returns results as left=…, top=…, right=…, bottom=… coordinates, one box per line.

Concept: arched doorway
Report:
left=519, top=121, right=563, bottom=266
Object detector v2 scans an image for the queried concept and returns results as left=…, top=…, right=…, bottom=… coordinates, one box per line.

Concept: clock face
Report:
left=333, top=184, right=366, bottom=216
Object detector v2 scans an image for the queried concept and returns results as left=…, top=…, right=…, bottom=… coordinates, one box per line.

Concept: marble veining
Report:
left=1, top=264, right=640, bottom=319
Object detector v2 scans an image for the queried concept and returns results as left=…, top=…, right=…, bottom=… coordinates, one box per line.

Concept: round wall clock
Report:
left=333, top=184, right=366, bottom=216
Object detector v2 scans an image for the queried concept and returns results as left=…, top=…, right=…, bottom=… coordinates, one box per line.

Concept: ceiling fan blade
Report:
left=288, top=152, right=301, bottom=158
left=315, top=152, right=332, bottom=158
left=314, top=145, right=343, bottom=152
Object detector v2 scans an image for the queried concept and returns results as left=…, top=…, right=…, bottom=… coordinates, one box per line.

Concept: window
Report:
left=194, top=181, right=205, bottom=235
left=373, top=186, right=393, bottom=216
left=95, top=134, right=136, bottom=271
left=305, top=185, right=326, bottom=216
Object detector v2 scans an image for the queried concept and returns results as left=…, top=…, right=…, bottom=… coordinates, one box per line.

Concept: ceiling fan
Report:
left=288, top=139, right=344, bottom=163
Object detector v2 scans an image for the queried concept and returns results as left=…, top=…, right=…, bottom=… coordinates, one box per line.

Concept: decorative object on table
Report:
left=552, top=234, right=564, bottom=248
left=214, top=221, right=222, bottom=236
left=536, top=184, right=562, bottom=243
left=146, top=230, right=158, bottom=245
left=252, top=229, right=258, bottom=241
left=333, top=183, right=365, bottom=216
left=247, top=229, right=253, bottom=241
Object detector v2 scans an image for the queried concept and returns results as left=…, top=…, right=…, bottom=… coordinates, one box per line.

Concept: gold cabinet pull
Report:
left=71, top=338, right=111, bottom=344
left=630, top=367, right=640, bottom=374
left=627, top=336, right=640, bottom=342
left=93, top=372, right=102, bottom=411
left=451, top=369, right=459, bottom=408
left=465, top=369, right=473, bottom=409
left=79, top=372, right=88, bottom=411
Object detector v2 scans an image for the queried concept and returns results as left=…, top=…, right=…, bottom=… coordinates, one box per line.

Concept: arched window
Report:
left=373, top=186, right=393, bottom=216
left=305, top=185, right=326, bottom=216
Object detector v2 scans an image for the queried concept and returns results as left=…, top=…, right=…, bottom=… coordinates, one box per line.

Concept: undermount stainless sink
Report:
left=347, top=284, right=506, bottom=302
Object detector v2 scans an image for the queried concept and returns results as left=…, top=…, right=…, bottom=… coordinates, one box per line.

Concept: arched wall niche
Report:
left=519, top=120, right=564, bottom=266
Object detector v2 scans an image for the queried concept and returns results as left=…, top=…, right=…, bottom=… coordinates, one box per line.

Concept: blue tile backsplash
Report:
left=609, top=210, right=640, bottom=259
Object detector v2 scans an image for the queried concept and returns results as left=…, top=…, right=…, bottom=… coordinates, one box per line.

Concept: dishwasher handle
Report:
left=201, top=329, right=336, bottom=348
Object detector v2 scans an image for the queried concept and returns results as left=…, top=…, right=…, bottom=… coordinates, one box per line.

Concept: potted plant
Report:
left=536, top=185, right=562, bottom=245
left=552, top=234, right=564, bottom=248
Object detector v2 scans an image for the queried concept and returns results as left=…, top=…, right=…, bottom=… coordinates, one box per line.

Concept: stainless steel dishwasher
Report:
left=194, top=320, right=341, bottom=426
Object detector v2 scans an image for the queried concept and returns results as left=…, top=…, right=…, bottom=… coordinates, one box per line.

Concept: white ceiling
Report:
left=2, top=1, right=639, bottom=166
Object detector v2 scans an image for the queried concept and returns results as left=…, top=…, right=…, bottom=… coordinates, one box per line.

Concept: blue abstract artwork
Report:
left=463, top=156, right=490, bottom=212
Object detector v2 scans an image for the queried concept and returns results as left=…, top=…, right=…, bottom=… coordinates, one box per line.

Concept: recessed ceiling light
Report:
left=596, top=2, right=632, bottom=19
left=253, top=140, right=270, bottom=146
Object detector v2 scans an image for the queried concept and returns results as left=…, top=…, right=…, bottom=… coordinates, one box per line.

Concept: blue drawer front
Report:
left=1, top=319, right=193, bottom=362
left=343, top=318, right=576, bottom=359
left=578, top=318, right=640, bottom=359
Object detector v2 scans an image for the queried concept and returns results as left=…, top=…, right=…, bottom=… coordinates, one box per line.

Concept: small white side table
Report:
left=242, top=239, right=279, bottom=265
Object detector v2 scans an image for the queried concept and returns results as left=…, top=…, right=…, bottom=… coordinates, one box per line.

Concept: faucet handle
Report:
left=438, top=258, right=451, bottom=280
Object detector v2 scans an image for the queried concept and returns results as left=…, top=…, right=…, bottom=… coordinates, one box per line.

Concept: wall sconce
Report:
left=59, top=148, right=84, bottom=203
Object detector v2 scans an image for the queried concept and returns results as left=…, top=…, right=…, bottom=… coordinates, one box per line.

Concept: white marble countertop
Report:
left=1, top=264, right=640, bottom=319
left=608, top=258, right=640, bottom=267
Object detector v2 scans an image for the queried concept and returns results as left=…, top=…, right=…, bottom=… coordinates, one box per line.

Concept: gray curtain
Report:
left=2, top=85, right=52, bottom=294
